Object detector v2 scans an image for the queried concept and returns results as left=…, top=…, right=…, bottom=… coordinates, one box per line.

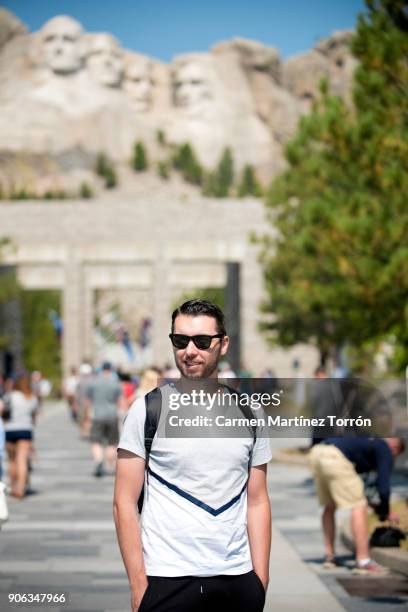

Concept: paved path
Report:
left=0, top=402, right=406, bottom=611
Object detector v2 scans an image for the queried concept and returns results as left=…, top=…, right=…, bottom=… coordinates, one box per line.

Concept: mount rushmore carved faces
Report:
left=40, top=15, right=85, bottom=74
left=124, top=57, right=154, bottom=111
left=172, top=60, right=214, bottom=116
left=87, top=34, right=124, bottom=88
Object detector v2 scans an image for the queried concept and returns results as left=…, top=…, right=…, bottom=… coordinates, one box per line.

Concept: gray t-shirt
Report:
left=86, top=373, right=122, bottom=420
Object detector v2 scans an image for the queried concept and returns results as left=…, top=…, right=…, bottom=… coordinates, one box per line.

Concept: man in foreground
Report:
left=309, top=436, right=405, bottom=573
left=114, top=299, right=272, bottom=611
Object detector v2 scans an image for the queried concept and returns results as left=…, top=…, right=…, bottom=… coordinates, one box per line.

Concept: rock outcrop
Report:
left=0, top=9, right=356, bottom=195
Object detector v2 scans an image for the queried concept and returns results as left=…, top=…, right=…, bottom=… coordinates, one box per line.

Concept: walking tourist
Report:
left=3, top=372, right=39, bottom=498
left=63, top=366, right=79, bottom=421
left=85, top=361, right=123, bottom=477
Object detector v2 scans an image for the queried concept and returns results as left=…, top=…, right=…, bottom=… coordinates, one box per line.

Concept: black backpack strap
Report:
left=222, top=384, right=257, bottom=469
left=137, top=387, right=162, bottom=514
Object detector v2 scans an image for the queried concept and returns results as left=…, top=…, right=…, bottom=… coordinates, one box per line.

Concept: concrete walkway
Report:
left=0, top=402, right=404, bottom=611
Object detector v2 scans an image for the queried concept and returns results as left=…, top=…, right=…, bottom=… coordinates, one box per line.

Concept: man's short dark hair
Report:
left=171, top=299, right=226, bottom=335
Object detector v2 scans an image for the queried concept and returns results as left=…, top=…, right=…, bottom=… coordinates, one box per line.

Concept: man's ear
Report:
left=220, top=335, right=229, bottom=356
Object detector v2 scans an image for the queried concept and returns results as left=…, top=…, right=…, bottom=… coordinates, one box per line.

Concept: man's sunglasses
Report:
left=169, top=333, right=224, bottom=350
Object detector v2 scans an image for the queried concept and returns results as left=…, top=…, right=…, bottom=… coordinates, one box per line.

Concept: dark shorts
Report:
left=5, top=430, right=33, bottom=443
left=139, top=570, right=265, bottom=612
left=90, top=419, right=119, bottom=446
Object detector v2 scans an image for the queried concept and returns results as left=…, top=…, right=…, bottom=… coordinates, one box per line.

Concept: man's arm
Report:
left=113, top=449, right=147, bottom=612
left=247, top=463, right=272, bottom=591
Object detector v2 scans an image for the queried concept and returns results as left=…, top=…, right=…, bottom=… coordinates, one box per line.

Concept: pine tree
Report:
left=202, top=147, right=234, bottom=197
left=216, top=147, right=234, bottom=197
left=157, top=160, right=170, bottom=180
left=156, top=129, right=166, bottom=146
left=79, top=182, right=93, bottom=198
left=132, top=141, right=148, bottom=171
left=96, top=152, right=118, bottom=189
left=104, top=167, right=117, bottom=189
left=172, top=143, right=203, bottom=185
left=0, top=240, right=20, bottom=350
left=258, top=0, right=408, bottom=371
left=96, top=152, right=109, bottom=177
left=21, top=289, right=61, bottom=388
left=238, top=165, right=263, bottom=197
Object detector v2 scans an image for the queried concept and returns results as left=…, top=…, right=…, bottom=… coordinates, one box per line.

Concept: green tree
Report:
left=203, top=147, right=234, bottom=198
left=96, top=152, right=118, bottom=189
left=21, top=290, right=61, bottom=388
left=104, top=167, right=117, bottom=189
left=96, top=152, right=109, bottom=177
left=238, top=165, right=263, bottom=197
left=79, top=182, right=93, bottom=199
left=258, top=0, right=408, bottom=371
left=132, top=141, right=148, bottom=171
left=172, top=143, right=203, bottom=185
left=156, top=129, right=166, bottom=146
left=157, top=160, right=170, bottom=180
left=0, top=240, right=20, bottom=350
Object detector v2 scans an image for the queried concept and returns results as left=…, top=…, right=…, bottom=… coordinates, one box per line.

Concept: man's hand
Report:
left=387, top=511, right=400, bottom=523
left=257, top=572, right=269, bottom=592
left=131, top=577, right=148, bottom=612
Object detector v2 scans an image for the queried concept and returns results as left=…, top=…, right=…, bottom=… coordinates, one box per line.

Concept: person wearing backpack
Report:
left=114, top=299, right=272, bottom=612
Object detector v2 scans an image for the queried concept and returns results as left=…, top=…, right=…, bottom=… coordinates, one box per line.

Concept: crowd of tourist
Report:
left=0, top=354, right=405, bottom=580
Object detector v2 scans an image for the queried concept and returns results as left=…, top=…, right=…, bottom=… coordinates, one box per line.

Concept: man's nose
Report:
left=185, top=339, right=198, bottom=355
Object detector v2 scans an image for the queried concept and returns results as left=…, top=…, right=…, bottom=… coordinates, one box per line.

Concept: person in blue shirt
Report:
left=309, top=436, right=405, bottom=574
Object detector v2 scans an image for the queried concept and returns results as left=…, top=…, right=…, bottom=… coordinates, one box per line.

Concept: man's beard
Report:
left=175, top=347, right=221, bottom=380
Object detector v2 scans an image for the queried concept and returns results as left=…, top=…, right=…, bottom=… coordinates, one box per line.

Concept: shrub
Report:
left=172, top=143, right=203, bottom=185
left=132, top=141, right=148, bottom=171
left=202, top=147, right=234, bottom=198
left=156, top=129, right=166, bottom=146
left=157, top=160, right=170, bottom=180
left=79, top=182, right=93, bottom=198
left=238, top=165, right=263, bottom=197
left=95, top=152, right=118, bottom=188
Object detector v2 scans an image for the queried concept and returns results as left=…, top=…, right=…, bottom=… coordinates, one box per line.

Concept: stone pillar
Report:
left=241, top=246, right=267, bottom=375
left=225, top=262, right=241, bottom=374
left=151, top=254, right=173, bottom=368
left=62, top=255, right=84, bottom=375
left=83, top=282, right=94, bottom=363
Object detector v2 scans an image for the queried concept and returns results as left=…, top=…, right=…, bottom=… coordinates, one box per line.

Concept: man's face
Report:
left=172, top=314, right=229, bottom=380
left=42, top=17, right=83, bottom=74
left=88, top=35, right=124, bottom=87
left=124, top=61, right=153, bottom=110
left=386, top=437, right=403, bottom=457
left=174, top=62, right=212, bottom=111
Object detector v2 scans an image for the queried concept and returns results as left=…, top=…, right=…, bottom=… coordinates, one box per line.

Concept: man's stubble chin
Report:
left=175, top=350, right=220, bottom=380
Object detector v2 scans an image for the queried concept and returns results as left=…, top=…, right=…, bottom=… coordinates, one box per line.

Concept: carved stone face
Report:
left=283, top=51, right=329, bottom=112
left=124, top=60, right=153, bottom=111
left=173, top=62, right=212, bottom=112
left=87, top=34, right=124, bottom=87
left=41, top=16, right=84, bottom=74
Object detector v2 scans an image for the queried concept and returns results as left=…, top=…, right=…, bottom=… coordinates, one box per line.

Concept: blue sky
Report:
left=4, top=0, right=366, bottom=62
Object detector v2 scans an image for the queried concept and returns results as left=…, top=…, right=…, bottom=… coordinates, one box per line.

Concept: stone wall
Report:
left=0, top=197, right=317, bottom=376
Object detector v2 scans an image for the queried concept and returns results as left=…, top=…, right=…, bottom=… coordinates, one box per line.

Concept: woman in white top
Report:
left=4, top=372, right=39, bottom=498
